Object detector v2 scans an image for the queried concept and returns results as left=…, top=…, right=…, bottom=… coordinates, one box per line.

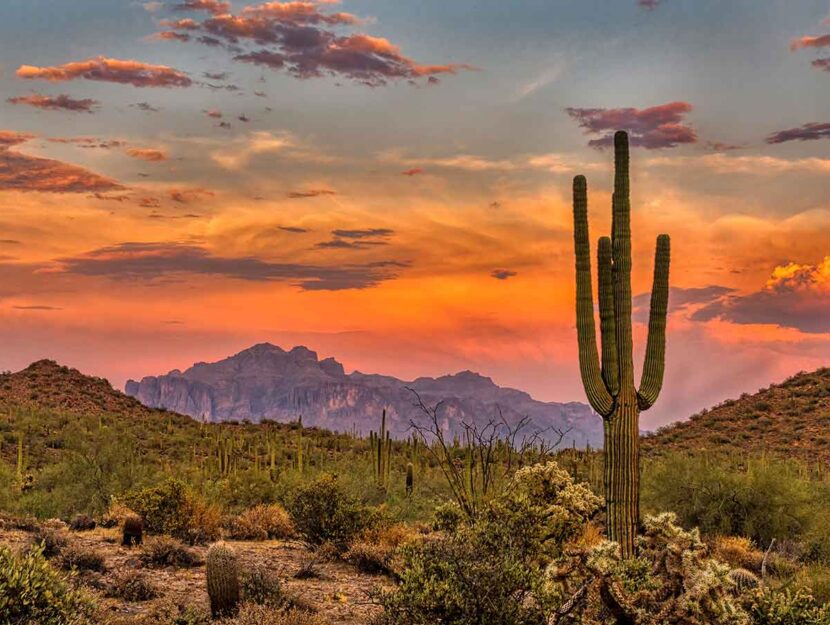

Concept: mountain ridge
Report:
left=125, top=343, right=603, bottom=446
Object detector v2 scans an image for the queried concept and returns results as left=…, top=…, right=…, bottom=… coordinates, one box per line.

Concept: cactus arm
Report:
left=638, top=234, right=670, bottom=410
left=611, top=131, right=635, bottom=392
left=573, top=175, right=614, bottom=417
left=597, top=236, right=619, bottom=395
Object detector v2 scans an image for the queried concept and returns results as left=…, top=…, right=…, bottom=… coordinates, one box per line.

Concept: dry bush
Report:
left=220, top=603, right=326, bottom=625
left=711, top=535, right=764, bottom=572
left=29, top=526, right=69, bottom=558
left=228, top=504, right=294, bottom=541
left=184, top=499, right=223, bottom=545
left=107, top=570, right=160, bottom=602
left=141, top=536, right=203, bottom=568
left=102, top=501, right=137, bottom=528
left=59, top=542, right=107, bottom=572
left=344, top=524, right=417, bottom=575
left=69, top=514, right=96, bottom=531
left=240, top=563, right=283, bottom=606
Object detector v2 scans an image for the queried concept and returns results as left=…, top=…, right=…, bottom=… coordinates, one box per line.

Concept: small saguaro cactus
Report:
left=571, top=130, right=670, bottom=557
left=405, top=462, right=414, bottom=498
left=122, top=515, right=143, bottom=547
left=206, top=542, right=240, bottom=618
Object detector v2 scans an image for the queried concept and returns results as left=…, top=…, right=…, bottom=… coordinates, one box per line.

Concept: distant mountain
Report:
left=125, top=343, right=602, bottom=446
left=642, top=367, right=830, bottom=462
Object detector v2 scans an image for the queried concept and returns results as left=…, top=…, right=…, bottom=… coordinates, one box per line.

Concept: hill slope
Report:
left=126, top=343, right=602, bottom=446
left=0, top=359, right=166, bottom=419
left=642, top=367, right=830, bottom=461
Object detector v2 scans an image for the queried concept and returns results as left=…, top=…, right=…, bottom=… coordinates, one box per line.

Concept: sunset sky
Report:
left=1, top=0, right=829, bottom=428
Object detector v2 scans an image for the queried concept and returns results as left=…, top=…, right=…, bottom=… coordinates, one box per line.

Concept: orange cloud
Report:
left=287, top=189, right=336, bottom=199
left=16, top=57, right=193, bottom=88
left=790, top=34, right=830, bottom=51
left=127, top=148, right=168, bottom=162
left=158, top=2, right=472, bottom=86
left=169, top=187, right=215, bottom=203
left=0, top=130, right=123, bottom=193
left=566, top=102, right=697, bottom=149
left=7, top=93, right=99, bottom=113
left=174, top=0, right=231, bottom=15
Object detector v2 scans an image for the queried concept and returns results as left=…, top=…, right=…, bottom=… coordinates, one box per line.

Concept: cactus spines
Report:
left=122, top=514, right=143, bottom=547
left=206, top=542, right=240, bottom=618
left=571, top=130, right=670, bottom=557
left=405, top=462, right=414, bottom=498
left=727, top=568, right=760, bottom=595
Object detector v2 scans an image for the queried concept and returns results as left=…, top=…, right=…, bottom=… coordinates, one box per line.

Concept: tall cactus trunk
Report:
left=604, top=392, right=640, bottom=556
left=571, top=131, right=670, bottom=558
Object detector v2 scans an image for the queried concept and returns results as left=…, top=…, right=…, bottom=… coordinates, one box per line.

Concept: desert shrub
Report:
left=123, top=478, right=221, bottom=544
left=747, top=587, right=830, bottom=624
left=287, top=474, right=376, bottom=551
left=380, top=462, right=601, bottom=625
left=344, top=524, right=416, bottom=575
left=713, top=536, right=765, bottom=572
left=432, top=500, right=464, bottom=533
left=69, top=514, right=96, bottom=531
left=59, top=543, right=107, bottom=572
left=30, top=526, right=69, bottom=558
left=101, top=501, right=136, bottom=528
left=107, top=570, right=159, bottom=602
left=240, top=564, right=283, bottom=606
left=220, top=604, right=325, bottom=625
left=642, top=455, right=815, bottom=545
left=228, top=504, right=294, bottom=541
left=0, top=544, right=93, bottom=625
left=140, top=536, right=202, bottom=568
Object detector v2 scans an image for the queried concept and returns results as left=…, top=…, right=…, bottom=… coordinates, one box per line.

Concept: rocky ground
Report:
left=0, top=523, right=388, bottom=624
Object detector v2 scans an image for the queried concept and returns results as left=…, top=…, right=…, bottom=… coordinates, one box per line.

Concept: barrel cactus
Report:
left=571, top=130, right=670, bottom=557
left=122, top=515, right=143, bottom=547
left=207, top=541, right=240, bottom=617
left=728, top=568, right=761, bottom=594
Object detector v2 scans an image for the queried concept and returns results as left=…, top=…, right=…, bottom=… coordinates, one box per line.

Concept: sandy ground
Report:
left=0, top=524, right=389, bottom=624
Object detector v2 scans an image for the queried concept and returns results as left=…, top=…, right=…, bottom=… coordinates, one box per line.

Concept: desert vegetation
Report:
left=2, top=136, right=829, bottom=623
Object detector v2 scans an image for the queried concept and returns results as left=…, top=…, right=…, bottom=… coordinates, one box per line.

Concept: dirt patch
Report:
left=1, top=526, right=389, bottom=624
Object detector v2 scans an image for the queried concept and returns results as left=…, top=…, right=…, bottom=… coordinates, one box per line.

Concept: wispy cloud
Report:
left=0, top=130, right=123, bottom=193
left=127, top=147, right=169, bottom=162
left=58, top=241, right=408, bottom=291
left=17, top=57, right=193, bottom=88
left=766, top=122, right=830, bottom=144
left=7, top=93, right=99, bottom=113
left=288, top=188, right=336, bottom=199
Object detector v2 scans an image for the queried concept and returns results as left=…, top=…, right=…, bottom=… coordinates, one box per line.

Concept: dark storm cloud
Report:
left=58, top=242, right=407, bottom=291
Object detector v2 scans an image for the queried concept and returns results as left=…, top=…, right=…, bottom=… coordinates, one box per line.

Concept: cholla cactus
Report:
left=571, top=130, right=670, bottom=556
left=554, top=513, right=753, bottom=625
left=207, top=542, right=240, bottom=617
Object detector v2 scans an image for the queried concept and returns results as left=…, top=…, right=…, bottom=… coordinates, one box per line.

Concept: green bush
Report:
left=122, top=478, right=221, bottom=544
left=0, top=544, right=92, bottom=625
left=286, top=474, right=376, bottom=551
left=748, top=588, right=830, bottom=624
left=380, top=462, right=601, bottom=625
left=642, top=455, right=817, bottom=546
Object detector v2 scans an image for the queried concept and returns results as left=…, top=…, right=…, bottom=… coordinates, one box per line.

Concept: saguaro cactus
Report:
left=572, top=130, right=670, bottom=557
left=206, top=542, right=240, bottom=617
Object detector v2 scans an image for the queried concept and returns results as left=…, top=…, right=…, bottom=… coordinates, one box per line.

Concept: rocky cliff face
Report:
left=126, top=343, right=602, bottom=446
